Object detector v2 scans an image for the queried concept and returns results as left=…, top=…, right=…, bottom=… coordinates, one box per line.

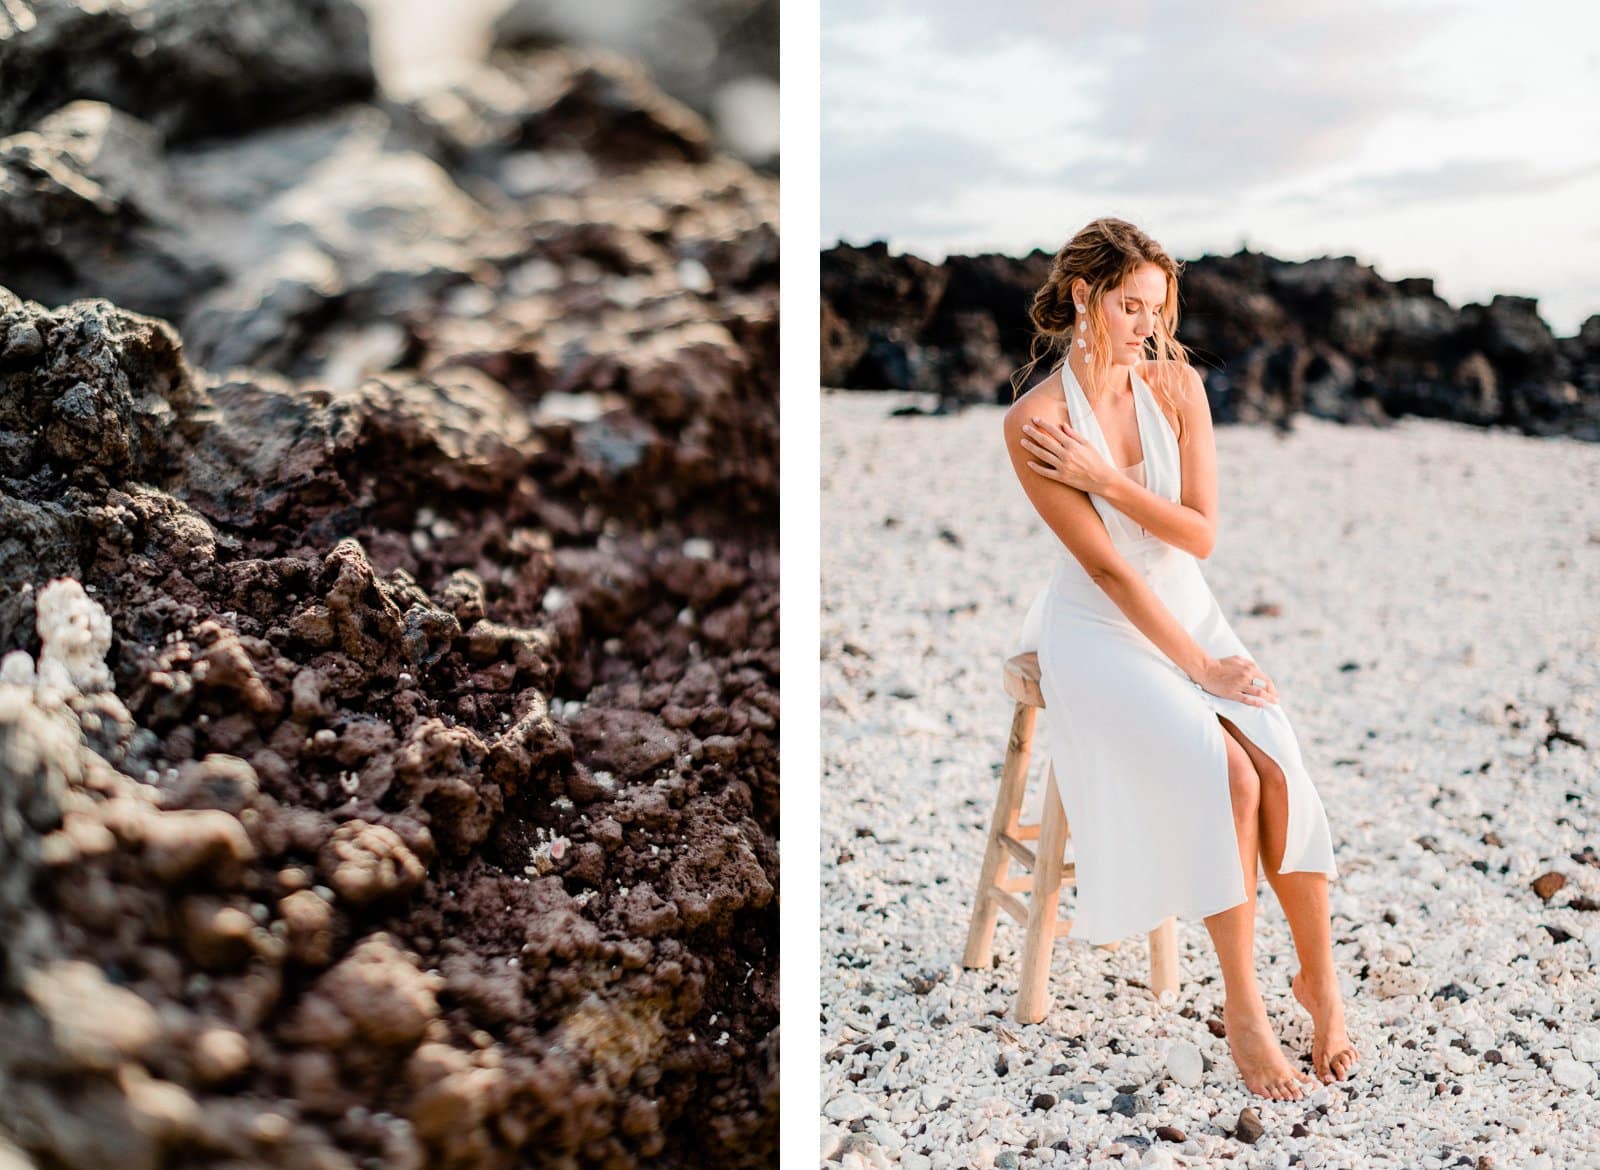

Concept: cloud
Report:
left=822, top=0, right=1460, bottom=223
left=821, top=0, right=1600, bottom=330
left=1057, top=2, right=1457, bottom=194
left=1275, top=157, right=1600, bottom=214
left=823, top=126, right=1034, bottom=244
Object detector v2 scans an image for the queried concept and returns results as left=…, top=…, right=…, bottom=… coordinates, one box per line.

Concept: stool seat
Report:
left=965, top=653, right=1179, bottom=1023
left=1003, top=652, right=1043, bottom=707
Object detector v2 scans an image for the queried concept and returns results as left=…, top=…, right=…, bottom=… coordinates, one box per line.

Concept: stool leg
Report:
left=1148, top=915, right=1179, bottom=998
left=1016, top=763, right=1068, bottom=1024
left=962, top=702, right=1036, bottom=969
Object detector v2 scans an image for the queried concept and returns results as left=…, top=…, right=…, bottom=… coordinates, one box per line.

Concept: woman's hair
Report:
left=1012, top=217, right=1192, bottom=441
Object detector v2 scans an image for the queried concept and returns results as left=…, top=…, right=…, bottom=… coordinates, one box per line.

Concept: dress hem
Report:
left=1067, top=859, right=1340, bottom=947
left=1068, top=890, right=1250, bottom=948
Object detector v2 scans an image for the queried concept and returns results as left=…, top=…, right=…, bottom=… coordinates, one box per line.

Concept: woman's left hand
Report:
left=1020, top=417, right=1114, bottom=494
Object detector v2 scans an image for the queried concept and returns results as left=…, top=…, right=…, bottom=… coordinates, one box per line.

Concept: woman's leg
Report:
left=1218, top=715, right=1359, bottom=1084
left=1202, top=726, right=1313, bottom=1100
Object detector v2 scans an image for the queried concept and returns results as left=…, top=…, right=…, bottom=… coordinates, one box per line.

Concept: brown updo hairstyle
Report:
left=1012, top=217, right=1192, bottom=442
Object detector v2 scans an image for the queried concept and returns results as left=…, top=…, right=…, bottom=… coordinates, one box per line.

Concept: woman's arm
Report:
left=1101, top=362, right=1219, bottom=557
left=1004, top=396, right=1218, bottom=681
left=1023, top=361, right=1219, bottom=558
left=1096, top=476, right=1213, bottom=558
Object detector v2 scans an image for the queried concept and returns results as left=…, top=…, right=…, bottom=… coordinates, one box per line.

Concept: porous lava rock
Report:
left=0, top=9, right=776, bottom=1168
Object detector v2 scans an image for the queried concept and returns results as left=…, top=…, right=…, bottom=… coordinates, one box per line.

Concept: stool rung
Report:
left=1010, top=823, right=1042, bottom=841
left=985, top=885, right=1077, bottom=930
left=997, top=833, right=1037, bottom=869
left=991, top=860, right=1077, bottom=893
left=988, top=888, right=1028, bottom=923
left=985, top=857, right=1075, bottom=883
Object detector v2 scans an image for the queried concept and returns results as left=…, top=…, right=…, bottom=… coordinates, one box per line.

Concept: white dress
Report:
left=1010, top=359, right=1338, bottom=945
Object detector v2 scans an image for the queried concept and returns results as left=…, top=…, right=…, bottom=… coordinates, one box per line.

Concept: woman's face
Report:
left=1085, top=262, right=1168, bottom=367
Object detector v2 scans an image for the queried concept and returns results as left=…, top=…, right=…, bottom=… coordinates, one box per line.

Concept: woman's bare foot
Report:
left=1222, top=997, right=1314, bottom=1100
left=1292, top=968, right=1359, bottom=1083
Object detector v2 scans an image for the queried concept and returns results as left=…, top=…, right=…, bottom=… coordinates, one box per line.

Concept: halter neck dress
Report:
left=1009, top=359, right=1338, bottom=944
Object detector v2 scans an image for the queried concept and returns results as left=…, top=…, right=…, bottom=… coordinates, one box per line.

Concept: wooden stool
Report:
left=962, top=651, right=1180, bottom=1023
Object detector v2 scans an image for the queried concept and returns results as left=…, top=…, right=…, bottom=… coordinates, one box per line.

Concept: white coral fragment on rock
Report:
left=0, top=650, right=35, bottom=685
left=33, top=578, right=114, bottom=694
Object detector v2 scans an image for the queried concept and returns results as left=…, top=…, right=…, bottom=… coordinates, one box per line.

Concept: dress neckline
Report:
left=1060, top=359, right=1148, bottom=471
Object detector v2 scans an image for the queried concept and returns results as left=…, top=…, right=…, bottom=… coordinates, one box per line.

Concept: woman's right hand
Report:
left=1197, top=655, right=1279, bottom=707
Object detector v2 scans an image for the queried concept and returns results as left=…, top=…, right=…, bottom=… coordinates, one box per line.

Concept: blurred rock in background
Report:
left=359, top=0, right=778, bottom=171
left=0, top=0, right=377, bottom=141
left=822, top=241, right=1600, bottom=440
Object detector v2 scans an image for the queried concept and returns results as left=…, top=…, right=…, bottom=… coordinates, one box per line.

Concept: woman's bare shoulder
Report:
left=1138, top=358, right=1204, bottom=398
left=1002, top=369, right=1068, bottom=437
left=1138, top=359, right=1207, bottom=430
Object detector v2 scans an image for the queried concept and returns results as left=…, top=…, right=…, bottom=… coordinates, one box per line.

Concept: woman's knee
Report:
left=1225, top=737, right=1260, bottom=816
left=1220, top=716, right=1288, bottom=799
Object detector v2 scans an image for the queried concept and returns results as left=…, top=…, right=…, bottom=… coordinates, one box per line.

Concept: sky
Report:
left=821, top=0, right=1600, bottom=337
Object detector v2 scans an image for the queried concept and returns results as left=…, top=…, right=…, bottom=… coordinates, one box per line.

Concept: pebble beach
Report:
left=820, top=388, right=1600, bottom=1170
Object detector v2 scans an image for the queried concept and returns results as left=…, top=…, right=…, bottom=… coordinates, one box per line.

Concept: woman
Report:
left=1000, top=217, right=1359, bottom=1100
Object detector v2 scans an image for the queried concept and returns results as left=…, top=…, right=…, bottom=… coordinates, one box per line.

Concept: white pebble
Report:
left=1571, top=1028, right=1600, bottom=1064
left=1164, top=1041, right=1203, bottom=1087
left=1551, top=1059, right=1596, bottom=1090
left=823, top=1092, right=872, bottom=1123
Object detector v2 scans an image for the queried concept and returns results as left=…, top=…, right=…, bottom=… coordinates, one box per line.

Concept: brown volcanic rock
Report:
left=0, top=19, right=776, bottom=1170
left=0, top=285, right=202, bottom=483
